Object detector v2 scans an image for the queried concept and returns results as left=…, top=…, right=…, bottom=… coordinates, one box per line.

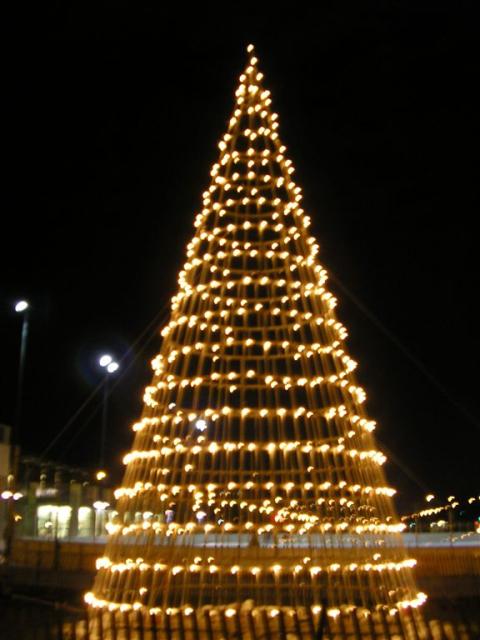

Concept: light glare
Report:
left=15, top=300, right=29, bottom=312
left=195, top=419, right=208, bottom=431
left=99, top=354, right=113, bottom=367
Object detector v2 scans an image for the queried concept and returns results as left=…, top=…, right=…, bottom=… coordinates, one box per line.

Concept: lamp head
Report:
left=107, top=361, right=119, bottom=374
left=15, top=300, right=29, bottom=313
left=99, top=354, right=113, bottom=368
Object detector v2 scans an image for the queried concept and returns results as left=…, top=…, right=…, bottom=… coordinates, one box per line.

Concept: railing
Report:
left=7, top=537, right=480, bottom=584
left=1, top=599, right=480, bottom=640
left=2, top=536, right=479, bottom=638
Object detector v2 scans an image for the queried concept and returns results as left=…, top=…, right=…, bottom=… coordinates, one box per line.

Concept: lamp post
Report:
left=14, top=300, right=30, bottom=449
left=93, top=500, right=110, bottom=539
left=1, top=485, right=24, bottom=562
left=97, top=354, right=119, bottom=479
left=4, top=300, right=30, bottom=564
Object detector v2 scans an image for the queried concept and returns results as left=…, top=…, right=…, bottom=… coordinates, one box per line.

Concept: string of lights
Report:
left=401, top=494, right=479, bottom=522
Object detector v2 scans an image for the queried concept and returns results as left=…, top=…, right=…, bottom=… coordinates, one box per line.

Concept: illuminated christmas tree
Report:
left=86, top=45, right=427, bottom=637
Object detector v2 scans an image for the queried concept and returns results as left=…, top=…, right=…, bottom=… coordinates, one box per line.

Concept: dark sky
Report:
left=2, top=3, right=479, bottom=511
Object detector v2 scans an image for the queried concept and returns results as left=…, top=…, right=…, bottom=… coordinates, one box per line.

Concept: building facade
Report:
left=1, top=429, right=114, bottom=549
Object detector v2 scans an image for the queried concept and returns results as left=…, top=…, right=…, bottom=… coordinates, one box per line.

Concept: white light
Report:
left=15, top=300, right=29, bottom=313
left=93, top=501, right=110, bottom=510
left=99, top=354, right=112, bottom=367
left=1, top=491, right=13, bottom=500
left=195, top=419, right=207, bottom=431
left=107, top=361, right=119, bottom=374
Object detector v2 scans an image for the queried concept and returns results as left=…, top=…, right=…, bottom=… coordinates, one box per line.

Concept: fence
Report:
left=1, top=599, right=479, bottom=640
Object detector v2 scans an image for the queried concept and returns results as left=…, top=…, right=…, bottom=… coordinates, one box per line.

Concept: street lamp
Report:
left=93, top=500, right=110, bottom=538
left=15, top=300, right=29, bottom=313
left=97, top=354, right=120, bottom=477
left=1, top=481, right=24, bottom=561
left=14, top=299, right=30, bottom=448
left=99, top=354, right=112, bottom=368
left=5, top=299, right=30, bottom=563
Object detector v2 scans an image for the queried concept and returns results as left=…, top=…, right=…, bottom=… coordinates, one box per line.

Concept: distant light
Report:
left=107, top=361, right=119, bottom=374
left=195, top=419, right=207, bottom=432
left=13, top=492, right=24, bottom=501
left=15, top=300, right=29, bottom=313
left=1, top=491, right=13, bottom=500
left=99, top=354, right=112, bottom=367
left=96, top=470, right=107, bottom=481
left=93, top=501, right=110, bottom=510
left=425, top=494, right=435, bottom=503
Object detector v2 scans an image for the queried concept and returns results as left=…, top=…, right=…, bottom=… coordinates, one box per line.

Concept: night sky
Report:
left=2, top=3, right=478, bottom=512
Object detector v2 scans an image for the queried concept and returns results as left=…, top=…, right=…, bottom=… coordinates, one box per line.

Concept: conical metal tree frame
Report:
left=86, top=45, right=427, bottom=638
